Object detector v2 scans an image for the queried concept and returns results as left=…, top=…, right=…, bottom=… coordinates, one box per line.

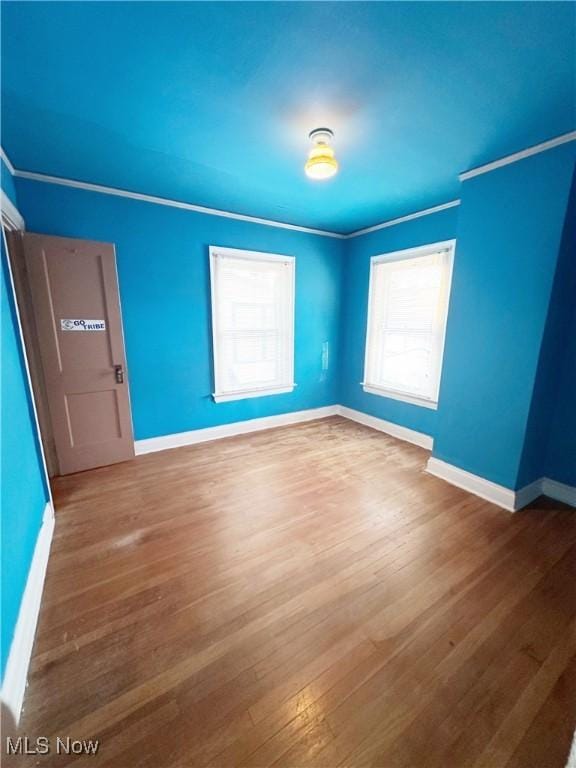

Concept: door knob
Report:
left=114, top=364, right=124, bottom=384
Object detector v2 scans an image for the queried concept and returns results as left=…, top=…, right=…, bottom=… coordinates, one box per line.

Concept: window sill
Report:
left=213, top=384, right=296, bottom=403
left=361, top=383, right=438, bottom=410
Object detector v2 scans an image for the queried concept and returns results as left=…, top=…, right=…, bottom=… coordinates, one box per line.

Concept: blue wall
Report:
left=545, top=307, right=576, bottom=487
left=521, top=167, right=576, bottom=488
left=1, top=221, right=49, bottom=678
left=433, top=143, right=575, bottom=489
left=14, top=179, right=345, bottom=440
left=3, top=141, right=573, bottom=664
left=339, top=205, right=459, bottom=437
left=339, top=142, right=574, bottom=493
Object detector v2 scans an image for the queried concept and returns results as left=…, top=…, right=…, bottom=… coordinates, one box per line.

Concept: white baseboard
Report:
left=541, top=478, right=576, bottom=508
left=426, top=457, right=518, bottom=511
left=337, top=405, right=433, bottom=450
left=426, top=459, right=576, bottom=512
left=514, top=477, right=575, bottom=509
left=135, top=405, right=340, bottom=455
left=567, top=729, right=576, bottom=768
left=134, top=407, right=574, bottom=510
left=135, top=404, right=434, bottom=456
left=513, top=478, right=544, bottom=511
left=1, top=502, right=54, bottom=723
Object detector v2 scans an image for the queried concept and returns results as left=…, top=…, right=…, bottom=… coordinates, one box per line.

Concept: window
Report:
left=210, top=246, right=295, bottom=403
left=363, top=241, right=454, bottom=409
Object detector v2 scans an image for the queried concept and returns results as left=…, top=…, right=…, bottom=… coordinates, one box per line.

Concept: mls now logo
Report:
left=6, top=736, right=99, bottom=755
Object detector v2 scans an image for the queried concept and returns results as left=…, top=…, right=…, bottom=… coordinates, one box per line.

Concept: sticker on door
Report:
left=60, top=319, right=106, bottom=331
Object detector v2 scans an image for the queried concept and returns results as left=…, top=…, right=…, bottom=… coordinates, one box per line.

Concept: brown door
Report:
left=22, top=233, right=134, bottom=474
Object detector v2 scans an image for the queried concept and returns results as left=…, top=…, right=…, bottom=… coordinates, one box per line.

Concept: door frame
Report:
left=21, top=232, right=135, bottom=474
left=6, top=230, right=60, bottom=475
left=1, top=189, right=54, bottom=500
left=2, top=192, right=136, bottom=477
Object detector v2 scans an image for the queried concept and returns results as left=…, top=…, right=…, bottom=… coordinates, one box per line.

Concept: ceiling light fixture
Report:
left=305, top=128, right=338, bottom=180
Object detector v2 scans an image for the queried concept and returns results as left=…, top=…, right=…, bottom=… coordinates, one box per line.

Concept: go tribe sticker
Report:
left=60, top=319, right=106, bottom=331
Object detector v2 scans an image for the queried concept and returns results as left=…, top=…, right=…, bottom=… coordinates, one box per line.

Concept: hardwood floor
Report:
left=8, top=417, right=576, bottom=767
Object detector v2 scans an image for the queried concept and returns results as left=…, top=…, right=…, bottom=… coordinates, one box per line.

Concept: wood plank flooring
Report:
left=6, top=417, right=576, bottom=767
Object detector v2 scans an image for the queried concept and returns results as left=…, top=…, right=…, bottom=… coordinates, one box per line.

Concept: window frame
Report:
left=209, top=245, right=296, bottom=403
left=362, top=239, right=455, bottom=410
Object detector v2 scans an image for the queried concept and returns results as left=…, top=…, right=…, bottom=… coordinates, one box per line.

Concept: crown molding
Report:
left=0, top=145, right=16, bottom=176
left=344, top=200, right=461, bottom=239
left=459, top=131, right=576, bottom=181
left=0, top=146, right=461, bottom=239
left=13, top=165, right=459, bottom=239
left=6, top=129, right=574, bottom=239
left=13, top=169, right=347, bottom=239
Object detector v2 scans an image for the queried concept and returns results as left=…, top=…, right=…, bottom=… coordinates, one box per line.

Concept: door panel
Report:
left=22, top=233, right=134, bottom=474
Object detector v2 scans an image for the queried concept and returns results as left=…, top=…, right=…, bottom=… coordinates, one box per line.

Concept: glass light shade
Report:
left=305, top=144, right=338, bottom=180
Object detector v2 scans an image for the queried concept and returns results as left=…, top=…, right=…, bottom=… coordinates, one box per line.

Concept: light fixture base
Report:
left=308, top=128, right=334, bottom=145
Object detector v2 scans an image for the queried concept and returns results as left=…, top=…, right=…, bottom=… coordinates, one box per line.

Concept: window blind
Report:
left=364, top=245, right=453, bottom=405
left=210, top=248, right=295, bottom=402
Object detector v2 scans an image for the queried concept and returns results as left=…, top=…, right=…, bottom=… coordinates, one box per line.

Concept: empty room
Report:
left=1, top=1, right=575, bottom=766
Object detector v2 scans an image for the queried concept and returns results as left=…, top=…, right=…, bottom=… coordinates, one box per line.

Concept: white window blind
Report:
left=363, top=241, right=454, bottom=408
left=210, top=247, right=295, bottom=402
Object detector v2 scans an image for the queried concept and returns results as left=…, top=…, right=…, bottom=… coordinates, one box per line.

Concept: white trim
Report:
left=1, top=188, right=25, bottom=231
left=134, top=406, right=339, bottom=455
left=337, top=405, right=433, bottom=450
left=135, top=405, right=433, bottom=455
left=213, top=384, right=295, bottom=403
left=361, top=383, right=438, bottom=410
left=426, top=458, right=518, bottom=511
left=370, top=239, right=456, bottom=265
left=459, top=131, right=576, bottom=181
left=10, top=165, right=460, bottom=239
left=6, top=131, right=575, bottom=238
left=541, top=478, right=576, bottom=508
left=1, top=502, right=55, bottom=723
left=209, top=245, right=295, bottom=264
left=7, top=155, right=459, bottom=241
left=567, top=729, right=576, bottom=768
left=0, top=145, right=16, bottom=176
left=425, top=460, right=576, bottom=512
left=513, top=478, right=544, bottom=511
left=13, top=169, right=345, bottom=239
left=345, top=201, right=461, bottom=239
